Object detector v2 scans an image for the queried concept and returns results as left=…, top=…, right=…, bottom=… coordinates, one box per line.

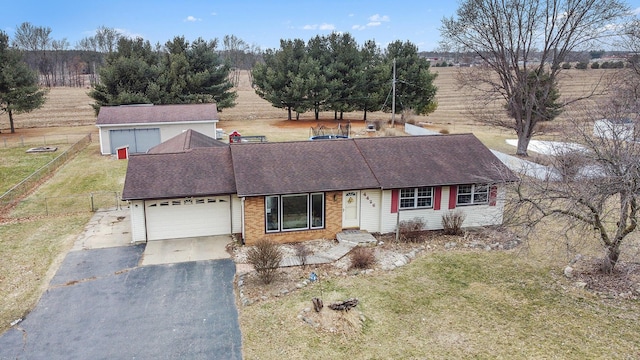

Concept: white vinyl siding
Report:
left=231, top=195, right=242, bottom=233
left=378, top=186, right=506, bottom=233
left=360, top=189, right=381, bottom=233
left=99, top=122, right=217, bottom=155
left=129, top=200, right=147, bottom=243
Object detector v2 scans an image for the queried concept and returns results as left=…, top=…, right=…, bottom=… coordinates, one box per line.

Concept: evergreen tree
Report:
left=384, top=40, right=437, bottom=116
left=252, top=39, right=306, bottom=120
left=0, top=31, right=47, bottom=133
left=355, top=40, right=387, bottom=120
left=89, top=36, right=235, bottom=112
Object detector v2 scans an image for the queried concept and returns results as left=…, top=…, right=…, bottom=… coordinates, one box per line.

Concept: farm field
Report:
left=1, top=67, right=638, bottom=358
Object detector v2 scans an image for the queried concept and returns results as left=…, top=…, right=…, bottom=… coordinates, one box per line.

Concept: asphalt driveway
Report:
left=0, top=245, right=242, bottom=359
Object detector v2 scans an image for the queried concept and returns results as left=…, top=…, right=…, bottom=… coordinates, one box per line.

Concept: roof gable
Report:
left=96, top=103, right=219, bottom=126
left=147, top=129, right=227, bottom=154
left=121, top=147, right=235, bottom=200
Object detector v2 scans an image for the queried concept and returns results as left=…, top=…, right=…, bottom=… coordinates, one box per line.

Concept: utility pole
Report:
left=391, top=58, right=396, bottom=127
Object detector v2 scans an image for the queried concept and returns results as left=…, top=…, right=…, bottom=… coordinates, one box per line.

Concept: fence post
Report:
left=90, top=193, right=95, bottom=212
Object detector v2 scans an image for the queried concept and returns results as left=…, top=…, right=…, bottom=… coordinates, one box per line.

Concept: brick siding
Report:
left=243, top=191, right=344, bottom=245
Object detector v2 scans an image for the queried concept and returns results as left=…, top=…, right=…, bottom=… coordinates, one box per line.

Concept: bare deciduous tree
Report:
left=440, top=0, right=630, bottom=156
left=510, top=99, right=639, bottom=273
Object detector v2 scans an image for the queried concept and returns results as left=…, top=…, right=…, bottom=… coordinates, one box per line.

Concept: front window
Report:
left=457, top=184, right=489, bottom=205
left=400, top=187, right=433, bottom=209
left=266, top=193, right=325, bottom=232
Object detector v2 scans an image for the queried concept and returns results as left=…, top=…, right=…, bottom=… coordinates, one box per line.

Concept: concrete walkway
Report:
left=71, top=208, right=132, bottom=250
left=279, top=230, right=377, bottom=267
left=491, top=149, right=561, bottom=181
left=71, top=209, right=234, bottom=266
left=141, top=235, right=232, bottom=266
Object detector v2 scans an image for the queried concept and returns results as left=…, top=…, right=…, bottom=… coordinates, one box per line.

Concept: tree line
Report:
left=251, top=33, right=437, bottom=121
left=8, top=23, right=262, bottom=89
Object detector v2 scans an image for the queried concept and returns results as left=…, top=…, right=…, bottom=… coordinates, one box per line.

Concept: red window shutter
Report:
left=434, top=186, right=442, bottom=210
left=489, top=185, right=498, bottom=206
left=391, top=189, right=399, bottom=213
left=448, top=186, right=457, bottom=209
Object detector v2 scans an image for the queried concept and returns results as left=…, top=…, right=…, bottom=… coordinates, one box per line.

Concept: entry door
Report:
left=342, top=191, right=360, bottom=228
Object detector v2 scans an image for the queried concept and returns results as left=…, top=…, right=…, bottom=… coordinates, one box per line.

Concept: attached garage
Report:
left=145, top=196, right=231, bottom=241
left=110, top=128, right=160, bottom=154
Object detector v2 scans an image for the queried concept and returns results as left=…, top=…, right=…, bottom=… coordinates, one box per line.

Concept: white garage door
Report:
left=145, top=196, right=231, bottom=241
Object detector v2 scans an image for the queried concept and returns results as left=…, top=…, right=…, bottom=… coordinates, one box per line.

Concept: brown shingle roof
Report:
left=353, top=134, right=517, bottom=188
left=96, top=103, right=219, bottom=126
left=147, top=129, right=227, bottom=154
left=121, top=147, right=235, bottom=200
left=122, top=133, right=517, bottom=200
left=230, top=139, right=380, bottom=196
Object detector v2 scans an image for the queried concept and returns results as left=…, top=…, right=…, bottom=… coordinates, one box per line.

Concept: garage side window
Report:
left=265, top=193, right=325, bottom=233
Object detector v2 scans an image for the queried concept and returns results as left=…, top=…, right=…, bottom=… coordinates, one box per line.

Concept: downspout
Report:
left=229, top=195, right=234, bottom=238
left=241, top=197, right=246, bottom=245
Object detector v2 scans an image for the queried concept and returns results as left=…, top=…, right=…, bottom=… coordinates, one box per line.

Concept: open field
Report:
left=1, top=68, right=638, bottom=357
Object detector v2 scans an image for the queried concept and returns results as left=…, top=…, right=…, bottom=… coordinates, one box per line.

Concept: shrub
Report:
left=562, top=62, right=572, bottom=69
left=397, top=217, right=426, bottom=242
left=246, top=239, right=283, bottom=284
left=591, top=62, right=600, bottom=69
left=439, top=128, right=450, bottom=134
left=554, top=150, right=587, bottom=181
left=575, top=62, right=588, bottom=70
left=442, top=210, right=466, bottom=235
left=294, top=243, right=311, bottom=267
left=349, top=246, right=376, bottom=269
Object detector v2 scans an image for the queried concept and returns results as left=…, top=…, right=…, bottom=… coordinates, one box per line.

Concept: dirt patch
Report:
left=570, top=257, right=640, bottom=300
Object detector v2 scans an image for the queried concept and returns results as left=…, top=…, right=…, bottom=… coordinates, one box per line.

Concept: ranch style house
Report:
left=121, top=129, right=517, bottom=245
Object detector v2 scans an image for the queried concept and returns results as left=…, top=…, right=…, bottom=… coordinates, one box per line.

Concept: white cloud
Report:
left=319, top=23, right=336, bottom=30
left=211, top=12, right=217, bottom=16
left=184, top=16, right=201, bottom=22
left=369, top=14, right=390, bottom=22
left=302, top=23, right=335, bottom=31
left=352, top=14, right=391, bottom=30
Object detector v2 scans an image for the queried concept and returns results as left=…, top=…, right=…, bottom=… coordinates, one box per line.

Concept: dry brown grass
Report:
left=2, top=68, right=637, bottom=357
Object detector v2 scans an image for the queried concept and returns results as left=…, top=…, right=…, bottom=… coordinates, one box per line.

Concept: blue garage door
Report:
left=110, top=128, right=161, bottom=154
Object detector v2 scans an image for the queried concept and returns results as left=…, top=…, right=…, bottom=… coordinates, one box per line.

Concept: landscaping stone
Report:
left=564, top=266, right=574, bottom=278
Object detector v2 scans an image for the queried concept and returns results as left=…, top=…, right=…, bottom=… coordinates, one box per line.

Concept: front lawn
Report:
left=239, top=251, right=640, bottom=359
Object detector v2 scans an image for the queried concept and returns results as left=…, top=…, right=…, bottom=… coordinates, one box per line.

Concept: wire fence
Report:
left=0, top=133, right=92, bottom=213
left=0, top=133, right=89, bottom=148
left=7, top=191, right=128, bottom=218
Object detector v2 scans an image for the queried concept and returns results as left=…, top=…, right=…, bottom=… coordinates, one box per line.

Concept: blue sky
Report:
left=2, top=0, right=640, bottom=52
